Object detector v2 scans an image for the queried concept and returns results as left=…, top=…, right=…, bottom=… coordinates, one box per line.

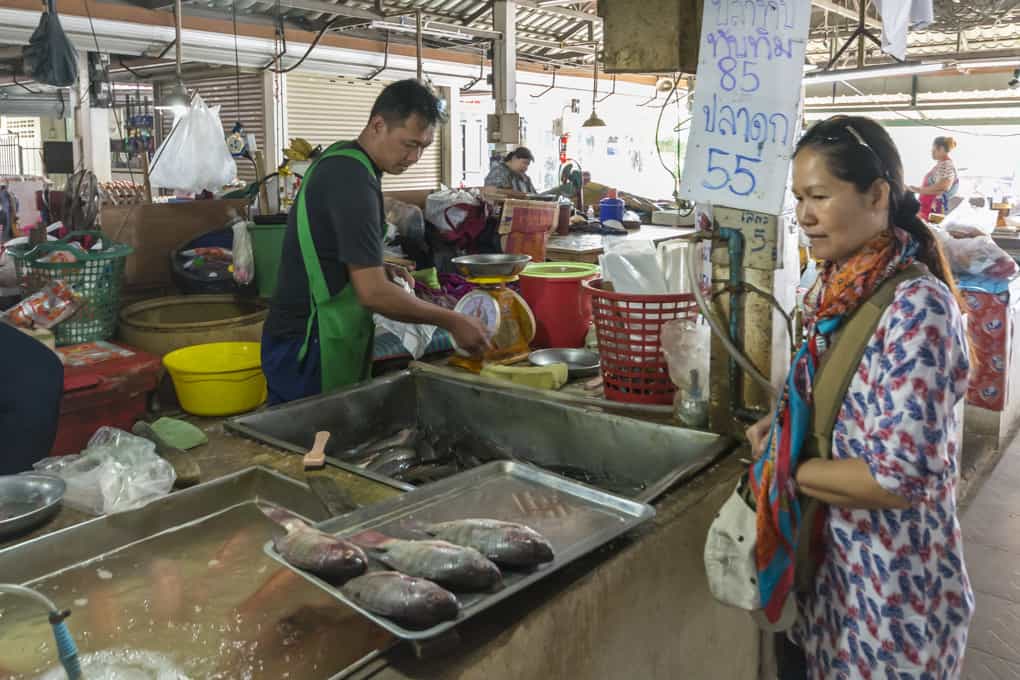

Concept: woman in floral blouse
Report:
left=748, top=117, right=973, bottom=680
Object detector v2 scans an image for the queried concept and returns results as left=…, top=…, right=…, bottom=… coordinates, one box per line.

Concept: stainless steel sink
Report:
left=227, top=369, right=735, bottom=503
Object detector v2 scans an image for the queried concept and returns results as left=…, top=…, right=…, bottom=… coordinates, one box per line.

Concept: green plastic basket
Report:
left=8, top=230, right=133, bottom=346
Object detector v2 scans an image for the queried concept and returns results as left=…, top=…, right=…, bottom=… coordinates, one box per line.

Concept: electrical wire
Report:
left=116, top=58, right=152, bottom=80
left=232, top=0, right=242, bottom=113
left=260, top=16, right=347, bottom=74
left=83, top=0, right=137, bottom=186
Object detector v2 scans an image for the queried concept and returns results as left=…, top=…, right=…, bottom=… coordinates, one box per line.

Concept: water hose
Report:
left=0, top=584, right=81, bottom=679
left=685, top=235, right=778, bottom=399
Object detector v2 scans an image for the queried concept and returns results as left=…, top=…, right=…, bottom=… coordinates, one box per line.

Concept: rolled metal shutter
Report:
left=157, top=71, right=266, bottom=184
left=285, top=74, right=442, bottom=191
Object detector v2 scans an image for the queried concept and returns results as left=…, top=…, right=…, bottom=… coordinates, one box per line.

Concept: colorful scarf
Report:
left=748, top=227, right=919, bottom=624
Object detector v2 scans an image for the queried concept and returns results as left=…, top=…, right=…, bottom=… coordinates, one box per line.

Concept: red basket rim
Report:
left=582, top=278, right=696, bottom=304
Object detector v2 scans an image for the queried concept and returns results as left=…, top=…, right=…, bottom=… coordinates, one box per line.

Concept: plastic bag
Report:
left=374, top=278, right=436, bottom=359
left=232, top=219, right=254, bottom=285
left=149, top=95, right=237, bottom=193
left=2, top=279, right=81, bottom=329
left=35, top=427, right=175, bottom=515
left=662, top=320, right=710, bottom=427
left=599, top=239, right=668, bottom=294
left=935, top=229, right=1019, bottom=279
left=425, top=187, right=481, bottom=233
left=940, top=201, right=998, bottom=237
left=385, top=198, right=426, bottom=243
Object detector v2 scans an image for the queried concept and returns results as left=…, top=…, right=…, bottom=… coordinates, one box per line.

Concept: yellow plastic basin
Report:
left=163, top=342, right=267, bottom=416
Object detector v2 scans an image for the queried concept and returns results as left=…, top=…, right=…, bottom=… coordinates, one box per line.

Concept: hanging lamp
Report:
left=582, top=51, right=606, bottom=128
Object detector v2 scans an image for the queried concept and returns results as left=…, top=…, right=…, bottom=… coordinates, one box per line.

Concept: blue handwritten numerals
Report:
left=717, top=57, right=759, bottom=92
left=703, top=148, right=761, bottom=197
left=702, top=94, right=791, bottom=147
left=710, top=0, right=795, bottom=31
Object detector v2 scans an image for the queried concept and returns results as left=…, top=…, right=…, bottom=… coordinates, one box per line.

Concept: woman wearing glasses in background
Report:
left=746, top=116, right=973, bottom=679
left=909, top=136, right=960, bottom=220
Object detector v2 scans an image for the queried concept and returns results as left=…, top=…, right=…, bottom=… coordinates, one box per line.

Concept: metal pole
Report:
left=857, top=0, right=866, bottom=69
left=174, top=0, right=184, bottom=79
left=415, top=10, right=423, bottom=81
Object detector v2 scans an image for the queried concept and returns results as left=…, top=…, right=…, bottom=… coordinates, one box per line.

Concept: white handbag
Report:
left=704, top=480, right=796, bottom=631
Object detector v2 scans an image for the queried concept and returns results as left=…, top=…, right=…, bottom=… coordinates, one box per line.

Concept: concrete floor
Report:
left=963, top=433, right=1020, bottom=679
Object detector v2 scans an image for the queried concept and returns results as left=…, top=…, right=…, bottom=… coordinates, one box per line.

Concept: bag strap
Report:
left=808, top=263, right=927, bottom=459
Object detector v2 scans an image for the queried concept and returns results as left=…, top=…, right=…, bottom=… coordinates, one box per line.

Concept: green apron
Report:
left=296, top=142, right=381, bottom=392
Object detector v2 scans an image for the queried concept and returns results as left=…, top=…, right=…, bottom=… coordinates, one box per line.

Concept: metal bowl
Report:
left=451, top=254, right=532, bottom=279
left=529, top=348, right=601, bottom=379
left=0, top=474, right=65, bottom=540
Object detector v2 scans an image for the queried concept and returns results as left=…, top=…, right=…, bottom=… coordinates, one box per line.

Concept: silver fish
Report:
left=361, top=447, right=419, bottom=475
left=341, top=571, right=460, bottom=630
left=263, top=508, right=368, bottom=582
left=341, top=429, right=419, bottom=463
left=423, top=519, right=554, bottom=569
left=351, top=531, right=502, bottom=591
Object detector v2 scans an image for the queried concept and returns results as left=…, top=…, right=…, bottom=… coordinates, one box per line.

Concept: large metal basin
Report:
left=227, top=369, right=735, bottom=503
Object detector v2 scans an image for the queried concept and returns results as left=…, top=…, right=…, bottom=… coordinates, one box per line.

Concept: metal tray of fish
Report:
left=263, top=460, right=655, bottom=640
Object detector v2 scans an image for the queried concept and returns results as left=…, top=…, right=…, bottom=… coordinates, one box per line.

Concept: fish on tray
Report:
left=349, top=530, right=502, bottom=592
left=421, top=519, right=555, bottom=569
left=341, top=571, right=460, bottom=630
left=262, top=506, right=367, bottom=582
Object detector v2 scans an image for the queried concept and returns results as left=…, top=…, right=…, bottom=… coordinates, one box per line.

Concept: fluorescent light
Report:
left=956, top=59, right=1020, bottom=70
left=370, top=20, right=474, bottom=42
left=804, top=62, right=946, bottom=84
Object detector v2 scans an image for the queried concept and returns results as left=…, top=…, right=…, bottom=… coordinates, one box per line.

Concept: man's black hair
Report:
left=369, top=79, right=448, bottom=128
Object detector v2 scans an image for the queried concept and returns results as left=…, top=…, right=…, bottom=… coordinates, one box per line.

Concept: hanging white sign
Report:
left=679, top=0, right=812, bottom=215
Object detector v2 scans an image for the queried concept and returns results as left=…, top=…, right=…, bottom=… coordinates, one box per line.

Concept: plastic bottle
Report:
left=676, top=368, right=709, bottom=428
left=586, top=205, right=595, bottom=222
left=599, top=188, right=625, bottom=224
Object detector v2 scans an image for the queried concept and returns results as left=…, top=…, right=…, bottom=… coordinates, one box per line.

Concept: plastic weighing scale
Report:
left=448, top=254, right=536, bottom=373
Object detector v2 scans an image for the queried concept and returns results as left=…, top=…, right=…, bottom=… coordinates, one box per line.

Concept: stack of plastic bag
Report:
left=374, top=277, right=436, bottom=359
left=934, top=202, right=1017, bottom=280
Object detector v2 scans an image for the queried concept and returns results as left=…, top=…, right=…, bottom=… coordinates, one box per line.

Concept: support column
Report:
left=440, top=85, right=462, bottom=187
left=492, top=0, right=517, bottom=154
left=72, top=50, right=111, bottom=181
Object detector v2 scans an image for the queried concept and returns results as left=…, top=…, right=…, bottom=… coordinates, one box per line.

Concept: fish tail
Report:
left=258, top=504, right=305, bottom=532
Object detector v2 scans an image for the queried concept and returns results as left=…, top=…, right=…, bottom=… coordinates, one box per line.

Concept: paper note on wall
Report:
left=679, top=0, right=812, bottom=215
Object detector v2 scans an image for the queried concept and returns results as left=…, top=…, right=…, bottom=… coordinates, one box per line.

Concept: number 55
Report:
left=703, top=147, right=731, bottom=191
left=729, top=154, right=761, bottom=196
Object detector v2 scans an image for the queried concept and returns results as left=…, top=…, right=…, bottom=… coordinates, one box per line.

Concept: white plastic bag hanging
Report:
left=149, top=95, right=237, bottom=193
left=425, top=186, right=481, bottom=232
left=231, top=219, right=255, bottom=285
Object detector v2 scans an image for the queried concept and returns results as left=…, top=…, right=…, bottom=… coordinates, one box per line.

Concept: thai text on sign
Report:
left=680, top=0, right=811, bottom=215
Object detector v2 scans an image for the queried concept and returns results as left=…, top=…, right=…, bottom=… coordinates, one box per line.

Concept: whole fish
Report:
left=340, top=429, right=419, bottom=463
left=422, top=519, right=554, bottom=569
left=361, top=447, right=420, bottom=476
left=350, top=530, right=502, bottom=591
left=341, top=571, right=460, bottom=630
left=263, top=507, right=368, bottom=582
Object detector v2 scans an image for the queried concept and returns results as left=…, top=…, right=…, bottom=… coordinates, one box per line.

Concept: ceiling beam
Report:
left=516, top=0, right=599, bottom=24
left=269, top=0, right=382, bottom=22
left=812, top=0, right=882, bottom=29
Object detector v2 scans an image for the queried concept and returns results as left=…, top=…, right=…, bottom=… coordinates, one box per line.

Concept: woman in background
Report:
left=910, top=136, right=959, bottom=219
left=483, top=147, right=536, bottom=199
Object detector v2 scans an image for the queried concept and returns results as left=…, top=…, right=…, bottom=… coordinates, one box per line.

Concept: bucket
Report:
left=163, top=342, right=267, bottom=416
left=118, top=295, right=268, bottom=357
left=248, top=220, right=287, bottom=298
left=519, top=262, right=600, bottom=349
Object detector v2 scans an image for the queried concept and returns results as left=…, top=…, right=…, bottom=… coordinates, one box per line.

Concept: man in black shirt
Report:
left=262, top=80, right=489, bottom=404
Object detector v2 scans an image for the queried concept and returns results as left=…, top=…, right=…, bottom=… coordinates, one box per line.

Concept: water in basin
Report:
left=0, top=503, right=391, bottom=678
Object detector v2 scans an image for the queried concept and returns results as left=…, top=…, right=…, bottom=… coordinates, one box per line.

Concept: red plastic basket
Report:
left=583, top=278, right=698, bottom=405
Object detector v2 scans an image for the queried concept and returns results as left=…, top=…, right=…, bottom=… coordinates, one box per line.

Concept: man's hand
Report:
left=449, top=314, right=492, bottom=356
left=384, top=263, right=416, bottom=289
left=746, top=415, right=772, bottom=460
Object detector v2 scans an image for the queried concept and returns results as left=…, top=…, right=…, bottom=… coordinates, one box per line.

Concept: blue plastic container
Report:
left=599, top=189, right=625, bottom=223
